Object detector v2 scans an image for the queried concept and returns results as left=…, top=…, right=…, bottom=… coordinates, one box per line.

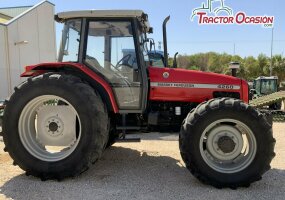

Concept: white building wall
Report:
left=7, top=21, right=21, bottom=92
left=0, top=25, right=10, bottom=99
left=0, top=1, right=56, bottom=100
left=37, top=3, right=57, bottom=62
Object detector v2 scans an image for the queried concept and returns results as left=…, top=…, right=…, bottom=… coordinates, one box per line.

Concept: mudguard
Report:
left=21, top=62, right=119, bottom=113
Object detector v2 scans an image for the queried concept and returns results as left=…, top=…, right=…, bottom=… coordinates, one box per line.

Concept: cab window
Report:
left=84, top=20, right=142, bottom=109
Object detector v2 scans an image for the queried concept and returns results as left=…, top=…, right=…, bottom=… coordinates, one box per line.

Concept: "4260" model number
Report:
left=218, top=85, right=234, bottom=89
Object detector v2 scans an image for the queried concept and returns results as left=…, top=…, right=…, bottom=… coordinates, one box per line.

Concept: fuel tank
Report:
left=148, top=66, right=247, bottom=103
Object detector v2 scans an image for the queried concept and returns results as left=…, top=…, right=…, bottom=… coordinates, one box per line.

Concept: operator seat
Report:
left=85, top=55, right=114, bottom=80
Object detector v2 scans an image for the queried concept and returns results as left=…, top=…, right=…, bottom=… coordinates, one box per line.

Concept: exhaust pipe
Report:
left=163, top=16, right=170, bottom=67
left=173, top=52, right=178, bottom=68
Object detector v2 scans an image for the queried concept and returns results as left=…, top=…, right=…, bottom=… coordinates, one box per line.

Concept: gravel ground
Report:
left=0, top=123, right=284, bottom=200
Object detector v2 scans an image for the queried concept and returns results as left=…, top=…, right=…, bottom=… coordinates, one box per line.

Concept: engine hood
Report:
left=148, top=66, right=247, bottom=103
left=148, top=67, right=241, bottom=85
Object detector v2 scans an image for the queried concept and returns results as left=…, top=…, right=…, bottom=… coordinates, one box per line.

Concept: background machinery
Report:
left=249, top=76, right=285, bottom=121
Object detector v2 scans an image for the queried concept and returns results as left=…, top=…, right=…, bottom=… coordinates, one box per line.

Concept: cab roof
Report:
left=56, top=10, right=145, bottom=19
left=55, top=10, right=152, bottom=33
left=255, top=76, right=278, bottom=80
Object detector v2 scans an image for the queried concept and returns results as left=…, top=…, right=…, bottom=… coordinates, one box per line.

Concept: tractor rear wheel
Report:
left=2, top=73, right=109, bottom=180
left=179, top=98, right=275, bottom=188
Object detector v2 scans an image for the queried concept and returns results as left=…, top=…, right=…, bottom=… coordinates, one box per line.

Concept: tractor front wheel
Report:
left=2, top=73, right=109, bottom=180
left=179, top=98, right=275, bottom=188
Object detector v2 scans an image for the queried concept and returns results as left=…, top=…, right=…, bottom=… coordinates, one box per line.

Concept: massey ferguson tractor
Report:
left=2, top=10, right=275, bottom=188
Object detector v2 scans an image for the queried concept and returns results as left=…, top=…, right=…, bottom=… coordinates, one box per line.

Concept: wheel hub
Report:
left=44, top=116, right=64, bottom=137
left=37, top=105, right=77, bottom=146
left=217, top=136, right=236, bottom=153
left=48, top=122, right=58, bottom=132
left=206, top=125, right=244, bottom=161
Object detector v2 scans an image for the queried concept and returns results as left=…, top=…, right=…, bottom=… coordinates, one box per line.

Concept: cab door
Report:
left=83, top=19, right=147, bottom=112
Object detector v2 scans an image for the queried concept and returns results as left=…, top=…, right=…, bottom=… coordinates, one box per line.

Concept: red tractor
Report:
left=2, top=10, right=275, bottom=188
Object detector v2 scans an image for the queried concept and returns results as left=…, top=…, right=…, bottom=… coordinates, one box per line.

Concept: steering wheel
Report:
left=113, top=54, right=133, bottom=71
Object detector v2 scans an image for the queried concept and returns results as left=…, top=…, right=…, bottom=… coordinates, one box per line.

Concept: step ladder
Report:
left=115, top=114, right=141, bottom=143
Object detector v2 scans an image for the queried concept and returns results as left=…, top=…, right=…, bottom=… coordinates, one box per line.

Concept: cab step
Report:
left=115, top=114, right=142, bottom=143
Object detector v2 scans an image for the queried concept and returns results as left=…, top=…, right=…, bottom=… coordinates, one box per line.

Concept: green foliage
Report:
left=173, top=52, right=285, bottom=82
left=188, top=66, right=199, bottom=70
left=168, top=57, right=174, bottom=67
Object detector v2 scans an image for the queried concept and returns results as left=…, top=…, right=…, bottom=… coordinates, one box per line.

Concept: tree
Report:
left=257, top=54, right=269, bottom=75
left=174, top=52, right=285, bottom=82
left=272, top=55, right=285, bottom=82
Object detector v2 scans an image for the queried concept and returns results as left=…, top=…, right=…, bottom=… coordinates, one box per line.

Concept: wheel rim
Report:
left=18, top=95, right=81, bottom=162
left=199, top=119, right=257, bottom=173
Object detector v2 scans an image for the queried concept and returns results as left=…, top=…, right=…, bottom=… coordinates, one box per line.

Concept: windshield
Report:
left=260, top=79, right=278, bottom=94
left=58, top=19, right=82, bottom=62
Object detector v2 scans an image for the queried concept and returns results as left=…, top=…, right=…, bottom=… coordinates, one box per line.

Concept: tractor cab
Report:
left=57, top=10, right=153, bottom=111
left=253, top=76, right=278, bottom=97
left=56, top=10, right=174, bottom=112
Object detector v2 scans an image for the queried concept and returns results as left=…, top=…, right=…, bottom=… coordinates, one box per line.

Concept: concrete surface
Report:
left=0, top=123, right=284, bottom=200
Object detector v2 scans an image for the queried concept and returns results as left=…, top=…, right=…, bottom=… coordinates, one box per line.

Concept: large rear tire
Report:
left=2, top=73, right=109, bottom=180
left=179, top=98, right=275, bottom=188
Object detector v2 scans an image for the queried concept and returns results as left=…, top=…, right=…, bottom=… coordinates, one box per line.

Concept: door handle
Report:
left=14, top=41, right=28, bottom=45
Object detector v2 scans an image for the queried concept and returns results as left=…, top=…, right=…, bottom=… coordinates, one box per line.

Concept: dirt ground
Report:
left=0, top=123, right=284, bottom=200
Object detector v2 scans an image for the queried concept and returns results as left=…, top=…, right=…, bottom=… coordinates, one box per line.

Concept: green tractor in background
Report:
left=250, top=76, right=282, bottom=110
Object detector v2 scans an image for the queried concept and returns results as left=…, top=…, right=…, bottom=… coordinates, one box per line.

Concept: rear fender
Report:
left=21, top=62, right=119, bottom=113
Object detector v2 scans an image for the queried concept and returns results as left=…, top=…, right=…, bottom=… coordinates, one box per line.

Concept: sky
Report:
left=0, top=0, right=285, bottom=58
